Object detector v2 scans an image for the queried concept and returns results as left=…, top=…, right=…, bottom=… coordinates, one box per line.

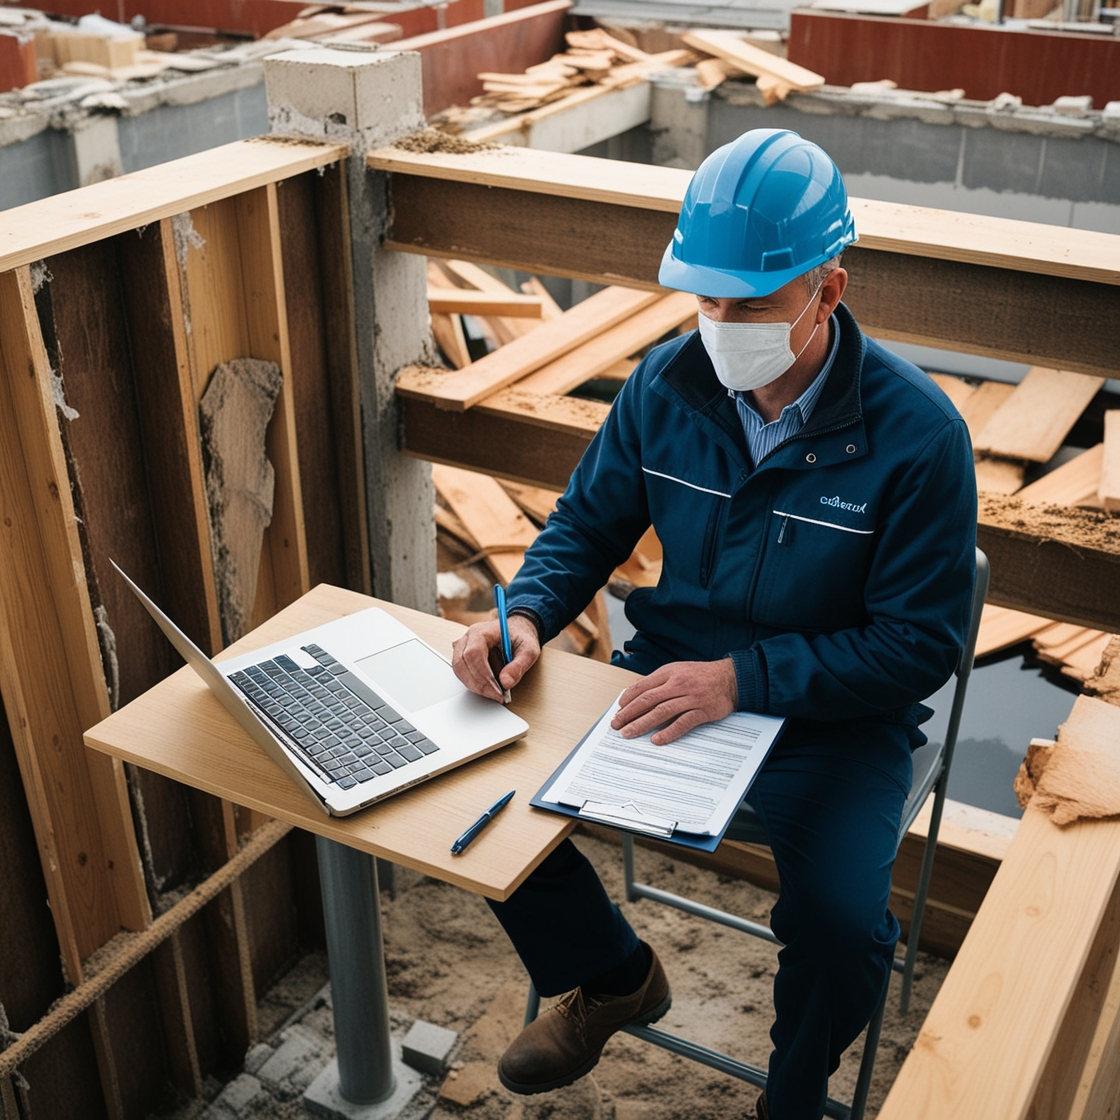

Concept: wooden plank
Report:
left=0, top=267, right=149, bottom=978
left=438, top=258, right=541, bottom=344
left=973, top=367, right=1105, bottom=463
left=236, top=183, right=310, bottom=618
left=404, top=286, right=658, bottom=410
left=878, top=696, right=1120, bottom=1120
left=428, top=289, right=544, bottom=317
left=978, top=495, right=1120, bottom=634
left=518, top=291, right=697, bottom=396
left=975, top=603, right=1054, bottom=659
left=974, top=456, right=1024, bottom=495
left=1018, top=444, right=1105, bottom=509
left=309, top=163, right=370, bottom=595
left=431, top=312, right=472, bottom=369
left=951, top=380, right=1014, bottom=441
left=1099, top=411, right=1120, bottom=514
left=681, top=28, right=825, bottom=91
left=0, top=138, right=347, bottom=273
left=275, top=171, right=350, bottom=592
left=431, top=464, right=538, bottom=585
left=118, top=219, right=222, bottom=656
left=367, top=144, right=1120, bottom=286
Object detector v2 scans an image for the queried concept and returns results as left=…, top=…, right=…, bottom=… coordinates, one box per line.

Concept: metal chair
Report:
left=524, top=548, right=989, bottom=1120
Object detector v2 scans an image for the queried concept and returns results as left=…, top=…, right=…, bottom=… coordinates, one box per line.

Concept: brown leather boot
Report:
left=498, top=942, right=671, bottom=1095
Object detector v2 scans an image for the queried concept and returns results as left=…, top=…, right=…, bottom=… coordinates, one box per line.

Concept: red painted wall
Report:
left=788, top=10, right=1120, bottom=109
left=22, top=0, right=545, bottom=39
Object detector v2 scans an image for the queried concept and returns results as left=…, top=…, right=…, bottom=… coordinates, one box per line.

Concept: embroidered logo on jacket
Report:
left=821, top=495, right=867, bottom=514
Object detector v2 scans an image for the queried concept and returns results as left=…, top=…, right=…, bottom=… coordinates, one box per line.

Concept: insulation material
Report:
left=1015, top=696, right=1120, bottom=826
left=199, top=358, right=282, bottom=646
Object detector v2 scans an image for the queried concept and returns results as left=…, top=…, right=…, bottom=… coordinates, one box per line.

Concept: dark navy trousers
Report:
left=487, top=718, right=913, bottom=1120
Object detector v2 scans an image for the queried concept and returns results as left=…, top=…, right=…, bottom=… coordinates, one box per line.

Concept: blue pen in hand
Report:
left=493, top=583, right=513, bottom=703
left=451, top=790, right=515, bottom=854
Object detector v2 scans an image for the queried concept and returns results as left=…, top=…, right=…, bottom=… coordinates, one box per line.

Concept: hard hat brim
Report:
left=657, top=241, right=821, bottom=300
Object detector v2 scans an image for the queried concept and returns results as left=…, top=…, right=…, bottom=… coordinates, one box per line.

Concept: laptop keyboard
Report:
left=228, top=643, right=439, bottom=790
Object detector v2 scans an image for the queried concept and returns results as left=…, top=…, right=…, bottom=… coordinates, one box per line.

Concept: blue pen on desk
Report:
left=493, top=583, right=513, bottom=703
left=451, top=790, right=515, bottom=854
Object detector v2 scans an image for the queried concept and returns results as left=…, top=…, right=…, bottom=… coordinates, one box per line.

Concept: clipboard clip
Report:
left=577, top=800, right=677, bottom=838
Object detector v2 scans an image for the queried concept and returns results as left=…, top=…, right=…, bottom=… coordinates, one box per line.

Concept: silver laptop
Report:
left=113, top=562, right=528, bottom=816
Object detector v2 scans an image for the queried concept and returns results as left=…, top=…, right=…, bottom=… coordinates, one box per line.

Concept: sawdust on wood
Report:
left=979, top=493, right=1120, bottom=552
left=393, top=127, right=496, bottom=155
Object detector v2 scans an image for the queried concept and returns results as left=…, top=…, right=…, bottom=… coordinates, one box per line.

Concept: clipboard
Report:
left=530, top=699, right=785, bottom=853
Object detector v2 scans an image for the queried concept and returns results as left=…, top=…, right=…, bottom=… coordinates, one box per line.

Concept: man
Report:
left=451, top=129, right=976, bottom=1120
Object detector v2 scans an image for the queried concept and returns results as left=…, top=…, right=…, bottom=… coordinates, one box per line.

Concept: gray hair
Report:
left=803, top=255, right=843, bottom=296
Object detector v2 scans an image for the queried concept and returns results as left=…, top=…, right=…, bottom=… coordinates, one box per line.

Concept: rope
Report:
left=0, top=818, right=292, bottom=1078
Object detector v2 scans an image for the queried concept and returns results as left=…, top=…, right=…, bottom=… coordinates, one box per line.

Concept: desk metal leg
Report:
left=304, top=837, right=421, bottom=1118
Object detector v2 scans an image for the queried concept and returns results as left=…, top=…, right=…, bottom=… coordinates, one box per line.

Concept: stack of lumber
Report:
left=680, top=28, right=826, bottom=104
left=432, top=462, right=612, bottom=660
left=423, top=260, right=698, bottom=659
left=467, top=28, right=695, bottom=116
left=929, top=367, right=1117, bottom=682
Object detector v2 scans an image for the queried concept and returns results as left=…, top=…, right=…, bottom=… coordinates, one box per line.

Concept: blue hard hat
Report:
left=659, top=129, right=857, bottom=298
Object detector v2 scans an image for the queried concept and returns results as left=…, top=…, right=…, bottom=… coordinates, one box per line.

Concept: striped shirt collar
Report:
left=732, top=315, right=841, bottom=467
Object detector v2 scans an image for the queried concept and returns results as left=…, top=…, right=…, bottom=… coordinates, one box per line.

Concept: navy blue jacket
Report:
left=507, top=303, right=977, bottom=731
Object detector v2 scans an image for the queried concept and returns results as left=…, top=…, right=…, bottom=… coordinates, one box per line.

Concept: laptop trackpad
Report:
left=353, top=640, right=464, bottom=712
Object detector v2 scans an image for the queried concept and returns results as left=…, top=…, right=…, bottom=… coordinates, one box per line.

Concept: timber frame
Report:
left=369, top=142, right=1120, bottom=1120
left=0, top=137, right=363, bottom=1117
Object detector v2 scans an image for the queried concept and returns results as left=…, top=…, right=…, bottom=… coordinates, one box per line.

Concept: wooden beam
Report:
left=1100, top=411, right=1120, bottom=513
left=1016, top=443, right=1103, bottom=508
left=978, top=495, right=1120, bottom=634
left=878, top=696, right=1120, bottom=1120
left=681, top=29, right=825, bottom=93
left=371, top=147, right=1120, bottom=377
left=0, top=269, right=150, bottom=978
left=367, top=145, right=1119, bottom=285
left=428, top=289, right=544, bottom=317
left=0, top=138, right=347, bottom=274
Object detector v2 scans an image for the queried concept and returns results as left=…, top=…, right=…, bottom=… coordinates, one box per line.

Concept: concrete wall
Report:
left=651, top=75, right=1120, bottom=234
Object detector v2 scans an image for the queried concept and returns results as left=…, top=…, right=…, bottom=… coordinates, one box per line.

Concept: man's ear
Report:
left=818, top=268, right=848, bottom=321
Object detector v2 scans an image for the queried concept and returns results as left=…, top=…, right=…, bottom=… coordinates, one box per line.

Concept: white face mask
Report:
left=697, top=285, right=823, bottom=393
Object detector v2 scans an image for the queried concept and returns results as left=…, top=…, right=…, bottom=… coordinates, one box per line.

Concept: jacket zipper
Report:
left=699, top=501, right=722, bottom=588
left=754, top=417, right=861, bottom=470
left=777, top=514, right=790, bottom=545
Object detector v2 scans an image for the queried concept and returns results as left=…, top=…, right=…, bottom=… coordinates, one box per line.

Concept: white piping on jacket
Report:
left=642, top=467, right=731, bottom=499
left=772, top=510, right=875, bottom=535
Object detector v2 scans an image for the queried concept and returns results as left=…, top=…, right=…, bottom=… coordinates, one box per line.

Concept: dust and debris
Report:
left=93, top=603, right=119, bottom=711
left=980, top=493, right=1120, bottom=552
left=392, top=127, right=496, bottom=155
left=199, top=358, right=283, bottom=646
left=30, top=259, right=52, bottom=293
left=247, top=134, right=339, bottom=151
left=171, top=211, right=204, bottom=269
left=50, top=368, right=79, bottom=421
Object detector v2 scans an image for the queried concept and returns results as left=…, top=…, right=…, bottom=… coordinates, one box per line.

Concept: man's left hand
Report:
left=611, top=659, right=738, bottom=745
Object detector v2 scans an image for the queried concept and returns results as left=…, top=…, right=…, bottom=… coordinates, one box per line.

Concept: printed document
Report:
left=537, top=695, right=785, bottom=839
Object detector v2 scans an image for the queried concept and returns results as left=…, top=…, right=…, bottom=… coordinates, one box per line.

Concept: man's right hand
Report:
left=452, top=614, right=541, bottom=702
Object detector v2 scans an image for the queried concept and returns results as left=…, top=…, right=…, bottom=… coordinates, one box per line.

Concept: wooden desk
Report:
left=85, top=584, right=636, bottom=1113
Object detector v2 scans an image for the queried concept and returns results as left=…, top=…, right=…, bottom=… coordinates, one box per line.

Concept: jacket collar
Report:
left=655, top=301, right=866, bottom=447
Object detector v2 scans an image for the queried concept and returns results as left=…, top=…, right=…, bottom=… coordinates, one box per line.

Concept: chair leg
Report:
left=524, top=981, right=540, bottom=1027
left=849, top=981, right=888, bottom=1120
left=900, top=777, right=950, bottom=1015
left=622, top=834, right=638, bottom=902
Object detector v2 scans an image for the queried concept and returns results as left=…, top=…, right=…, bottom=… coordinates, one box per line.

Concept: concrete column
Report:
left=649, top=77, right=711, bottom=171
left=264, top=48, right=438, bottom=614
left=71, top=114, right=123, bottom=186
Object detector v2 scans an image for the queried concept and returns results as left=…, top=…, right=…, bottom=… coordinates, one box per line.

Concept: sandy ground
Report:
left=182, top=829, right=948, bottom=1120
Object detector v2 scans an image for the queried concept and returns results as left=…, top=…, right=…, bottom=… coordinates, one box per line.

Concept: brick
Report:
left=255, top=1024, right=326, bottom=1089
left=243, top=1043, right=273, bottom=1074
left=0, top=32, right=36, bottom=94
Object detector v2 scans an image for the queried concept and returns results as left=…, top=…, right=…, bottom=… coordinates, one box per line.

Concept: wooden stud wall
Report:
left=0, top=139, right=355, bottom=1117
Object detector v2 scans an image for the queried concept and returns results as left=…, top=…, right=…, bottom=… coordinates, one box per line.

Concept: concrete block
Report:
left=210, top=1073, right=261, bottom=1115
left=401, top=1019, right=457, bottom=1076
left=264, top=48, right=425, bottom=151
left=243, top=1043, right=273, bottom=1074
left=304, top=1051, right=423, bottom=1119
left=1052, top=94, right=1093, bottom=117
left=70, top=114, right=121, bottom=185
left=256, top=1023, right=328, bottom=1090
